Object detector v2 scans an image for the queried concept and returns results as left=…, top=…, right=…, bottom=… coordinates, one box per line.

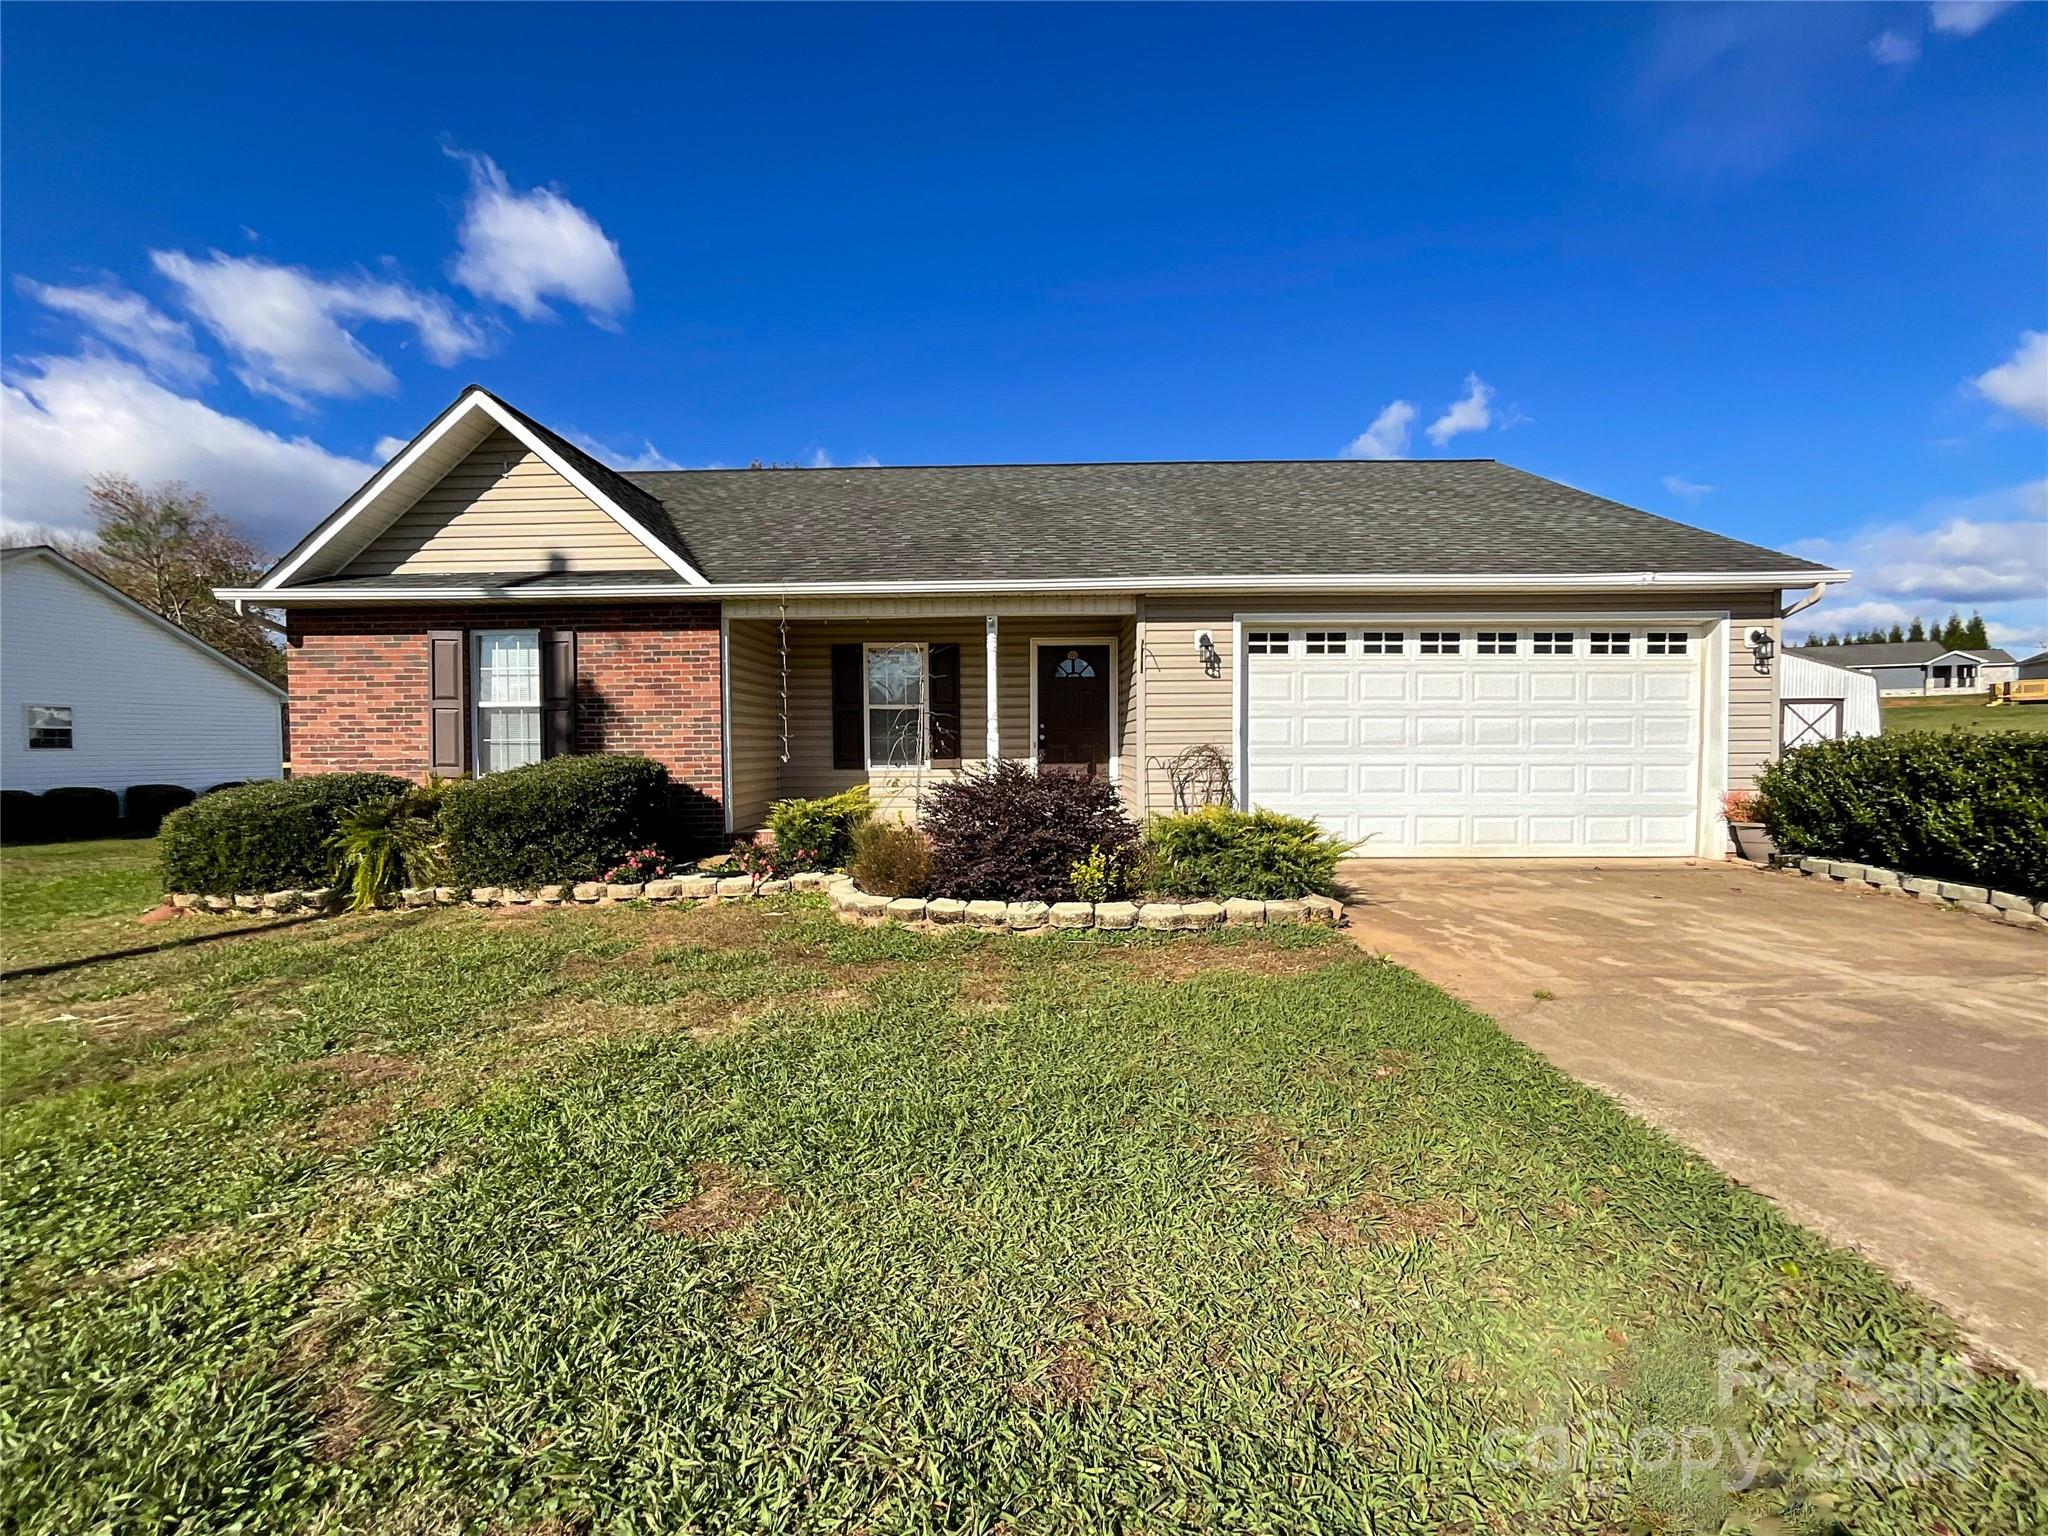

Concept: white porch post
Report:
left=985, top=614, right=1000, bottom=765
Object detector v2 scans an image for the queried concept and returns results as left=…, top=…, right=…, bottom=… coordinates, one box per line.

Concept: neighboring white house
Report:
left=1778, top=649, right=1881, bottom=747
left=1790, top=639, right=2018, bottom=696
left=1, top=546, right=284, bottom=797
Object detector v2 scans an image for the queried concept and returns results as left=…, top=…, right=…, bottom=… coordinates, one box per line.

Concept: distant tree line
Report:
left=1798, top=612, right=1992, bottom=651
left=2, top=475, right=284, bottom=684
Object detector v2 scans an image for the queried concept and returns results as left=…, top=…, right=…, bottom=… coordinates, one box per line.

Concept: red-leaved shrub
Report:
left=920, top=760, right=1139, bottom=903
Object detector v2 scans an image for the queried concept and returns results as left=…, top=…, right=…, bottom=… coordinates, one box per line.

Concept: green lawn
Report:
left=1882, top=694, right=2048, bottom=736
left=1, top=841, right=2042, bottom=1534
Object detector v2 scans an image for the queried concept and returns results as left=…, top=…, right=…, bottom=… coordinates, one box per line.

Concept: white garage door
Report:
left=1245, top=624, right=1704, bottom=856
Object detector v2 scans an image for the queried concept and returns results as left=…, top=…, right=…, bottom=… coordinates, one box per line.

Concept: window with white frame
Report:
left=1589, top=631, right=1631, bottom=656
left=1246, top=631, right=1291, bottom=655
left=25, top=705, right=72, bottom=749
left=1532, top=631, right=1574, bottom=655
left=865, top=643, right=927, bottom=768
left=1645, top=631, right=1689, bottom=656
left=1419, top=630, right=1461, bottom=655
left=1358, top=631, right=1404, bottom=655
left=1476, top=631, right=1517, bottom=655
left=473, top=630, right=542, bottom=774
left=1303, top=631, right=1347, bottom=656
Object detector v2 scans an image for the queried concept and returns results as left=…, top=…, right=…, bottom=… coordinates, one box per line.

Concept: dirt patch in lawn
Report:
left=646, top=1162, right=783, bottom=1238
left=1013, top=1343, right=1100, bottom=1407
left=293, top=1051, right=420, bottom=1089
left=1118, top=941, right=1347, bottom=983
left=1217, top=1113, right=1317, bottom=1193
left=1294, top=1192, right=1470, bottom=1248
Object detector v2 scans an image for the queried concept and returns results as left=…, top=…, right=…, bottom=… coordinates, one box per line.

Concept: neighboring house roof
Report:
left=242, top=386, right=1843, bottom=597
left=2018, top=649, right=2048, bottom=668
left=1786, top=641, right=2017, bottom=668
left=1, top=545, right=287, bottom=699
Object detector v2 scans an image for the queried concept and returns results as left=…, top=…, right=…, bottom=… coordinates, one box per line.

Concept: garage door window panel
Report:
left=1359, top=631, right=1404, bottom=655
left=1532, top=631, right=1575, bottom=656
left=1589, top=631, right=1633, bottom=656
left=1419, top=631, right=1462, bottom=655
left=1476, top=631, right=1518, bottom=656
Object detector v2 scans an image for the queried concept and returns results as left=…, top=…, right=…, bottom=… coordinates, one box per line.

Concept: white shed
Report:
left=1, top=546, right=284, bottom=797
left=1779, top=649, right=1881, bottom=748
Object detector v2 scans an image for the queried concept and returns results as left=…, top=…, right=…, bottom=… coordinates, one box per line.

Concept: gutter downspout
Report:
left=1779, top=581, right=1831, bottom=625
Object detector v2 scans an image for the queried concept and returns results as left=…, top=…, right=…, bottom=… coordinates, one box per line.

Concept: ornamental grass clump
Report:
left=921, top=761, right=1139, bottom=904
left=331, top=780, right=450, bottom=911
left=848, top=819, right=932, bottom=898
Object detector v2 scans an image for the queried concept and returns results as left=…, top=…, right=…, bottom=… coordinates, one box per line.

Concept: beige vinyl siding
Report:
left=725, top=618, right=781, bottom=831
left=1139, top=591, right=1782, bottom=811
left=1117, top=613, right=1139, bottom=798
left=342, top=431, right=666, bottom=577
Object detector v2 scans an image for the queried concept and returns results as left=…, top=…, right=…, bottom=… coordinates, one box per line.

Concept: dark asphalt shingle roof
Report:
left=1785, top=642, right=2017, bottom=667
left=612, top=458, right=1825, bottom=584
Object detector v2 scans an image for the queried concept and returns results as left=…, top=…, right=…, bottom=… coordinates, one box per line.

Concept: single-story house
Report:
left=217, top=385, right=1849, bottom=860
left=1776, top=649, right=1881, bottom=746
left=1795, top=639, right=2019, bottom=697
left=2018, top=650, right=2048, bottom=680
left=3, top=545, right=285, bottom=797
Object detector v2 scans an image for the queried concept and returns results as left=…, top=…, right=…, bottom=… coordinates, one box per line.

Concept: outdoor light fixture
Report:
left=1747, top=627, right=1775, bottom=674
left=1195, top=629, right=1221, bottom=676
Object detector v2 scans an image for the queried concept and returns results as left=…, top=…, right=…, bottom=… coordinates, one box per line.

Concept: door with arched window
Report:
left=1035, top=642, right=1113, bottom=775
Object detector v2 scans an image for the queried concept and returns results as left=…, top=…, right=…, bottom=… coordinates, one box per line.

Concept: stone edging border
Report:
left=823, top=875, right=1345, bottom=933
left=167, top=870, right=842, bottom=915
left=1783, top=857, right=2045, bottom=932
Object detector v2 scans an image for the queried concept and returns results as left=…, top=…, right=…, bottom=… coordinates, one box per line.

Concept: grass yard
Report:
left=1882, top=694, right=2048, bottom=736
left=2, top=841, right=2043, bottom=1534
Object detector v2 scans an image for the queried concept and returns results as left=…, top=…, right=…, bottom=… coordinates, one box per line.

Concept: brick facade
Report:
left=285, top=604, right=726, bottom=844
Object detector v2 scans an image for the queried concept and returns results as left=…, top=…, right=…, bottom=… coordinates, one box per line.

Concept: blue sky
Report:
left=3, top=2, right=2044, bottom=645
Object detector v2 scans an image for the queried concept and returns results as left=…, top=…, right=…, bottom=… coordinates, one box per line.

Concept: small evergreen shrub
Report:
left=40, top=787, right=121, bottom=842
left=0, top=790, right=47, bottom=844
left=1068, top=844, right=1134, bottom=903
left=159, top=773, right=410, bottom=893
left=921, top=761, right=1139, bottom=903
left=766, top=787, right=873, bottom=870
left=440, top=754, right=670, bottom=887
left=1758, top=733, right=2048, bottom=897
left=1143, top=806, right=1352, bottom=900
left=849, top=819, right=932, bottom=898
left=122, top=783, right=198, bottom=836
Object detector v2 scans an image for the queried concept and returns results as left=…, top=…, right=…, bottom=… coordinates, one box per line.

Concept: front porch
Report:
left=723, top=601, right=1140, bottom=828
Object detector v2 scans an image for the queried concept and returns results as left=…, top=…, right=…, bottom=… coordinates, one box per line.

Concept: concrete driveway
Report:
left=1340, top=859, right=2048, bottom=1383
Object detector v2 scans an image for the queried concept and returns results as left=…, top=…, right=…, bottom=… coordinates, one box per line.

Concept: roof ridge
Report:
left=625, top=457, right=1505, bottom=476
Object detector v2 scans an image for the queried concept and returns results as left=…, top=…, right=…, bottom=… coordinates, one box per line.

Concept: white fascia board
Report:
left=222, top=568, right=1851, bottom=605
left=261, top=389, right=708, bottom=590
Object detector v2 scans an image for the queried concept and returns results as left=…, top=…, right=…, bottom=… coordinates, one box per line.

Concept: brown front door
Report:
left=1036, top=644, right=1112, bottom=774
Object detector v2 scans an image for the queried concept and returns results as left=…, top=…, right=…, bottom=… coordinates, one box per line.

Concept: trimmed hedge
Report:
left=922, top=761, right=1140, bottom=904
left=1143, top=806, right=1353, bottom=900
left=122, top=783, right=198, bottom=836
left=440, top=754, right=670, bottom=887
left=41, top=787, right=121, bottom=842
left=1758, top=733, right=2048, bottom=898
left=766, top=787, right=873, bottom=871
left=0, top=789, right=46, bottom=844
left=159, top=773, right=410, bottom=894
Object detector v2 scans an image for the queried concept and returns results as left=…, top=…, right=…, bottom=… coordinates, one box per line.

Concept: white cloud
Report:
left=1789, top=479, right=2048, bottom=647
left=804, top=448, right=880, bottom=469
left=151, top=249, right=489, bottom=407
left=1426, top=374, right=1495, bottom=448
left=1869, top=29, right=1921, bottom=65
left=1974, top=330, right=2048, bottom=428
left=564, top=429, right=681, bottom=472
left=447, top=148, right=631, bottom=327
left=373, top=435, right=411, bottom=461
left=14, top=278, right=212, bottom=386
left=1928, top=1, right=2016, bottom=37
left=0, top=353, right=374, bottom=549
left=1662, top=474, right=1715, bottom=504
left=1341, top=400, right=1416, bottom=460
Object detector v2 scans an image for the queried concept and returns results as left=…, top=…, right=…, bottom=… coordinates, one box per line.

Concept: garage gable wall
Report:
left=336, top=430, right=670, bottom=578
left=1135, top=590, right=1779, bottom=819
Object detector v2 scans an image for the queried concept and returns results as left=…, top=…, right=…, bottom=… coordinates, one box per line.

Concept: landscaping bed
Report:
left=2, top=838, right=2044, bottom=1533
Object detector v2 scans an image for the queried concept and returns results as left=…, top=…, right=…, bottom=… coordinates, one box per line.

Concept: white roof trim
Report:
left=4, top=546, right=287, bottom=699
left=260, top=388, right=708, bottom=590
left=218, top=568, right=1851, bottom=604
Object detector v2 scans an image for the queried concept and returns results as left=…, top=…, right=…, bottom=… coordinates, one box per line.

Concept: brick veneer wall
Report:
left=285, top=604, right=726, bottom=844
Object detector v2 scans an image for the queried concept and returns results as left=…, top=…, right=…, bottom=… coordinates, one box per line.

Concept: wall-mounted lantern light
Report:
left=1195, top=628, right=1221, bottom=677
left=1747, top=626, right=1775, bottom=675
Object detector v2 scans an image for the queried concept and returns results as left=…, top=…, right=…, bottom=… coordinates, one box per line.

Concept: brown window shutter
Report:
left=831, top=643, right=864, bottom=769
left=428, top=630, right=467, bottom=776
left=928, top=642, right=961, bottom=762
left=542, top=629, right=577, bottom=757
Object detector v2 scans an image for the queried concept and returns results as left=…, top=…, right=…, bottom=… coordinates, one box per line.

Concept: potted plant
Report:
left=1722, top=790, right=1776, bottom=865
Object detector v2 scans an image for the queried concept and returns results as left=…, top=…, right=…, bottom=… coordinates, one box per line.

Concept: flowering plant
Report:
left=603, top=846, right=672, bottom=883
left=1721, top=791, right=1764, bottom=824
left=730, top=832, right=790, bottom=886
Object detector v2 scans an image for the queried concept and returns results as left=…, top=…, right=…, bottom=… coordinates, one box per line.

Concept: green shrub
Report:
left=39, top=787, right=120, bottom=841
left=330, top=781, right=450, bottom=910
left=159, top=773, right=409, bottom=893
left=440, top=754, right=670, bottom=887
left=1, top=790, right=47, bottom=844
left=766, top=786, right=873, bottom=870
left=922, top=761, right=1141, bottom=903
left=849, top=819, right=932, bottom=898
left=1143, top=806, right=1352, bottom=900
left=1068, top=844, right=1133, bottom=902
left=1758, top=733, right=2048, bottom=897
left=122, top=783, right=197, bottom=836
